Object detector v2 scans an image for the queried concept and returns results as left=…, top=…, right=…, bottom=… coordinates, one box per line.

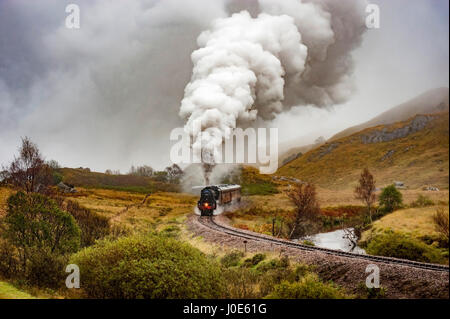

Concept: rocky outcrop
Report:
left=380, top=149, right=395, bottom=162
left=361, top=115, right=435, bottom=144
left=308, top=142, right=340, bottom=161
left=282, top=152, right=303, bottom=166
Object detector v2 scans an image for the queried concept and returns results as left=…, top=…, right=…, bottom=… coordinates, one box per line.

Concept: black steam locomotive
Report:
left=197, top=184, right=241, bottom=216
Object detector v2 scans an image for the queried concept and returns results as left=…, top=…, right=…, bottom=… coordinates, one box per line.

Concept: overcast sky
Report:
left=0, top=0, right=448, bottom=172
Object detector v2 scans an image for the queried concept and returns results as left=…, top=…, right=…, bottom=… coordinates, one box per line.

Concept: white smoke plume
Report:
left=180, top=0, right=368, bottom=172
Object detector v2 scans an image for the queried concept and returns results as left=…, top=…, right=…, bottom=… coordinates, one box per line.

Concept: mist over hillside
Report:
left=331, top=87, right=449, bottom=140
left=279, top=87, right=449, bottom=165
left=278, top=111, right=449, bottom=190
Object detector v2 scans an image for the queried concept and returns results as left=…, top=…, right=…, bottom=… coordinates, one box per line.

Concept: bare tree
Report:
left=46, top=160, right=61, bottom=169
left=129, top=165, right=153, bottom=177
left=355, top=168, right=377, bottom=223
left=3, top=137, right=52, bottom=193
left=432, top=208, right=449, bottom=242
left=165, top=164, right=183, bottom=183
left=314, top=136, right=326, bottom=144
left=286, top=183, right=320, bottom=239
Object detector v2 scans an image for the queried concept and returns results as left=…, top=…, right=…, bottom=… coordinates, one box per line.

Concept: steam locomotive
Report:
left=197, top=184, right=241, bottom=216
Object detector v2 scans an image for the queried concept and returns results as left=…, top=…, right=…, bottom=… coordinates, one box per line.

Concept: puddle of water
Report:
left=299, top=228, right=366, bottom=254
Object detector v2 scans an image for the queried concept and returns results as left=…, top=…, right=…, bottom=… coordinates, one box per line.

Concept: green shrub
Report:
left=223, top=257, right=311, bottom=298
left=52, top=171, right=63, bottom=185
left=258, top=267, right=298, bottom=297
left=70, top=234, right=225, bottom=298
left=220, top=250, right=244, bottom=268
left=0, top=239, right=20, bottom=278
left=25, top=247, right=68, bottom=288
left=160, top=225, right=180, bottom=238
left=4, top=192, right=81, bottom=255
left=302, top=240, right=315, bottom=246
left=242, top=253, right=266, bottom=268
left=250, top=253, right=266, bottom=266
left=222, top=267, right=260, bottom=298
left=241, top=183, right=279, bottom=196
left=365, top=230, right=444, bottom=264
left=255, top=256, right=290, bottom=273
left=366, top=287, right=386, bottom=299
left=410, top=195, right=434, bottom=208
left=378, top=185, right=403, bottom=213
left=1, top=192, right=81, bottom=287
left=265, top=274, right=348, bottom=299
left=64, top=200, right=110, bottom=247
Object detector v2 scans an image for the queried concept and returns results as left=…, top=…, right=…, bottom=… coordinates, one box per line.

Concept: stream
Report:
left=299, top=228, right=366, bottom=254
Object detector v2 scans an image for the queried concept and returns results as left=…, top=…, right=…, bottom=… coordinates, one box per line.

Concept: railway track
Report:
left=198, top=216, right=450, bottom=273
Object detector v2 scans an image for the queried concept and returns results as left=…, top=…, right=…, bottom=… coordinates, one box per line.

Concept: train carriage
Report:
left=197, top=184, right=241, bottom=216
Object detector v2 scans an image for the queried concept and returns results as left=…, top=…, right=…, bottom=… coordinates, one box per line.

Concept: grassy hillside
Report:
left=359, top=205, right=449, bottom=265
left=278, top=113, right=449, bottom=190
left=360, top=206, right=447, bottom=243
left=331, top=87, right=449, bottom=141
left=278, top=143, right=317, bottom=167
left=58, top=168, right=179, bottom=193
left=0, top=282, right=36, bottom=299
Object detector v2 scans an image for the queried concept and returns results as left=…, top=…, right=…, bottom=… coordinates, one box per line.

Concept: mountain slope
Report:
left=331, top=87, right=449, bottom=141
left=277, top=112, right=449, bottom=190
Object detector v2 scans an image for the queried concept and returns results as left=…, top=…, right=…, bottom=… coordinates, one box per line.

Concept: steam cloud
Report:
left=180, top=0, right=367, bottom=169
left=2, top=0, right=445, bottom=176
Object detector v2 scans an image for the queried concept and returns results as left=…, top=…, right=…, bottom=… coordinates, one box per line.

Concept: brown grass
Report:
left=360, top=206, right=449, bottom=242
left=278, top=113, right=449, bottom=190
left=63, top=188, right=197, bottom=232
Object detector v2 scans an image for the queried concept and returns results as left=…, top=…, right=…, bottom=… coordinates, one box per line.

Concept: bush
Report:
left=64, top=200, right=110, bottom=247
left=255, top=256, right=290, bottom=273
left=222, top=267, right=260, bottom=298
left=4, top=192, right=81, bottom=255
left=70, top=234, right=225, bottom=298
left=1, top=192, right=81, bottom=287
left=25, top=247, right=68, bottom=288
left=410, top=195, right=434, bottom=208
left=242, top=183, right=279, bottom=196
left=432, top=208, right=449, bottom=244
left=223, top=257, right=314, bottom=298
left=160, top=225, right=180, bottom=238
left=242, top=253, right=266, bottom=268
left=0, top=239, right=20, bottom=278
left=365, top=230, right=444, bottom=264
left=265, top=274, right=348, bottom=299
left=378, top=185, right=403, bottom=213
left=302, top=240, right=315, bottom=246
left=220, top=250, right=245, bottom=268
left=250, top=253, right=266, bottom=266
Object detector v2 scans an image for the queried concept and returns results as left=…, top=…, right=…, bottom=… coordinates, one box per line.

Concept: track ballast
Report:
left=198, top=216, right=449, bottom=272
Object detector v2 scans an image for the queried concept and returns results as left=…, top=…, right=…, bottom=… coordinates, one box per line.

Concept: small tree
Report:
left=4, top=192, right=80, bottom=270
left=286, top=183, right=320, bottom=239
left=355, top=168, right=377, bottom=223
left=3, top=137, right=53, bottom=193
left=379, top=185, right=403, bottom=213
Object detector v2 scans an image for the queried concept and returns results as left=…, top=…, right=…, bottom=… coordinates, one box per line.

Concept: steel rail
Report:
left=197, top=216, right=450, bottom=272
